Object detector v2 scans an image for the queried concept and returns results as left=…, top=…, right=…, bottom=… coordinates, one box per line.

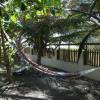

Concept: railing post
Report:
left=83, top=49, right=88, bottom=65
left=98, top=51, right=100, bottom=66
left=68, top=49, right=70, bottom=62
left=57, top=49, right=60, bottom=60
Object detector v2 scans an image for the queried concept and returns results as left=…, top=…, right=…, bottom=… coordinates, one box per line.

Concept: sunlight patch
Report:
left=25, top=90, right=49, bottom=99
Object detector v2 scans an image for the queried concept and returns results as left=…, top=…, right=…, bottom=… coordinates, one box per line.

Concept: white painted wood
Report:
left=26, top=54, right=100, bottom=81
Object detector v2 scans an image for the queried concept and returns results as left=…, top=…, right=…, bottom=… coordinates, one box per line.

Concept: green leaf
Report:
left=25, top=14, right=31, bottom=20
left=10, top=14, right=17, bottom=23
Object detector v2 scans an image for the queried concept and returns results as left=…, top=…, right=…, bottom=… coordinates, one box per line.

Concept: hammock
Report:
left=15, top=50, right=100, bottom=78
left=18, top=51, right=79, bottom=77
left=4, top=31, right=100, bottom=78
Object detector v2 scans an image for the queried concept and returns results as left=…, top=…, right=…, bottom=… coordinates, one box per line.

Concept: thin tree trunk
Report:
left=37, top=38, right=43, bottom=65
left=37, top=46, right=42, bottom=65
left=1, top=28, right=13, bottom=83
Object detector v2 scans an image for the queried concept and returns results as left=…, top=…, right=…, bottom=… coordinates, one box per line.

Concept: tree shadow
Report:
left=0, top=75, right=53, bottom=100
left=0, top=73, right=100, bottom=100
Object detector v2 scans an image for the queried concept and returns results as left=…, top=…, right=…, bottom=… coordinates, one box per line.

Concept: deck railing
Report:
left=56, top=49, right=78, bottom=63
left=83, top=50, right=100, bottom=67
left=43, top=49, right=100, bottom=67
left=24, top=47, right=100, bottom=67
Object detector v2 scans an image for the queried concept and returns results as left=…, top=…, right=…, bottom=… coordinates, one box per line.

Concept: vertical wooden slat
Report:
left=66, top=50, right=68, bottom=61
left=72, top=50, right=73, bottom=62
left=95, top=51, right=97, bottom=67
left=73, top=49, right=75, bottom=62
left=75, top=49, right=76, bottom=62
left=70, top=50, right=72, bottom=62
left=69, top=50, right=70, bottom=62
left=94, top=51, right=96, bottom=67
left=92, top=50, right=94, bottom=66
left=90, top=49, right=92, bottom=66
left=86, top=50, right=88, bottom=65
left=76, top=49, right=78, bottom=62
left=99, top=51, right=100, bottom=66
left=83, top=50, right=86, bottom=65
left=65, top=49, right=67, bottom=61
left=98, top=51, right=99, bottom=66
left=62, top=50, right=64, bottom=60
left=57, top=49, right=60, bottom=60
left=67, top=49, right=69, bottom=62
left=71, top=50, right=73, bottom=62
left=92, top=50, right=93, bottom=66
left=97, top=51, right=98, bottom=67
left=94, top=51, right=96, bottom=66
left=88, top=49, right=91, bottom=65
left=97, top=51, right=99, bottom=67
left=63, top=50, right=66, bottom=61
left=96, top=51, right=97, bottom=67
left=60, top=50, right=62, bottom=60
left=88, top=50, right=90, bottom=65
left=93, top=50, right=95, bottom=66
left=68, top=49, right=70, bottom=62
left=65, top=50, right=67, bottom=61
left=86, top=50, right=89, bottom=65
left=85, top=50, right=87, bottom=65
left=72, top=50, right=74, bottom=62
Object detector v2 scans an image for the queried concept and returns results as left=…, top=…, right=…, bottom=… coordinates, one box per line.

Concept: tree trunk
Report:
left=37, top=46, right=42, bottom=65
left=37, top=38, right=43, bottom=65
left=1, top=28, right=13, bottom=83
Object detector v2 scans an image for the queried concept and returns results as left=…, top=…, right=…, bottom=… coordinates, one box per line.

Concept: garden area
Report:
left=0, top=0, right=100, bottom=100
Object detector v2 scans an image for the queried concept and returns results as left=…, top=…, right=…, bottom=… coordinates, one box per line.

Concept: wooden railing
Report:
left=56, top=49, right=78, bottom=63
left=43, top=49, right=100, bottom=67
left=83, top=50, right=100, bottom=67
left=28, top=47, right=100, bottom=67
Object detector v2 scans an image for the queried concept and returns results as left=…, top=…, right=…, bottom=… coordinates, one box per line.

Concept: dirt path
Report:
left=0, top=72, right=100, bottom=100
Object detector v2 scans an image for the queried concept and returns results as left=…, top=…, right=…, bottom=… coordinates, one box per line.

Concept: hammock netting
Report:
left=13, top=50, right=99, bottom=78
left=15, top=50, right=79, bottom=77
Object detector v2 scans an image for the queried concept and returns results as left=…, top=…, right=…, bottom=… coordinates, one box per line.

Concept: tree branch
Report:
left=68, top=9, right=100, bottom=25
left=78, top=25, right=100, bottom=62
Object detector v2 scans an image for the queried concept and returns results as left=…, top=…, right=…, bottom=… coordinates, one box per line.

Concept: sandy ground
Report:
left=0, top=70, right=100, bottom=100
